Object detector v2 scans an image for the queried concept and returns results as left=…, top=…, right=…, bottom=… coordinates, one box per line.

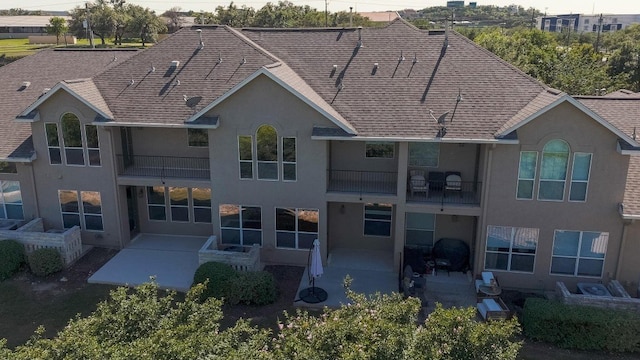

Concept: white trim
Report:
left=146, top=186, right=168, bottom=222
left=516, top=151, right=538, bottom=200
left=281, top=136, right=297, bottom=182
left=85, top=124, right=102, bottom=167
left=484, top=225, right=538, bottom=274
left=0, top=156, right=36, bottom=163
left=549, top=229, right=608, bottom=278
left=498, top=94, right=639, bottom=147
left=168, top=187, right=190, bottom=223
left=44, top=122, right=62, bottom=166
left=18, top=82, right=113, bottom=121
left=219, top=204, right=263, bottom=246
left=186, top=67, right=356, bottom=135
left=274, top=207, right=319, bottom=249
left=537, top=140, right=570, bottom=202
left=568, top=152, right=592, bottom=202
left=616, top=142, right=640, bottom=155
left=238, top=135, right=254, bottom=180
left=97, top=122, right=219, bottom=128
left=311, top=135, right=520, bottom=144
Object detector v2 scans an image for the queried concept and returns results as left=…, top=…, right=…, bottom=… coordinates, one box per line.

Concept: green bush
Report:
left=192, top=262, right=236, bottom=300
left=28, top=248, right=64, bottom=277
left=226, top=271, right=278, bottom=305
left=0, top=240, right=25, bottom=280
left=523, top=298, right=640, bottom=352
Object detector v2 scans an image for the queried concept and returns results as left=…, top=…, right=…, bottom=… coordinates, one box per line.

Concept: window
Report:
left=282, top=137, right=296, bottom=181
left=238, top=135, right=253, bottom=179
left=569, top=153, right=591, bottom=202
left=220, top=205, right=262, bottom=246
left=584, top=19, right=590, bottom=24
left=58, top=190, right=103, bottom=231
left=538, top=140, right=569, bottom=201
left=364, top=203, right=392, bottom=237
left=276, top=208, right=318, bottom=249
left=405, top=212, right=435, bottom=249
left=61, top=113, right=84, bottom=165
left=187, top=128, right=208, bottom=147
left=517, top=151, right=537, bottom=200
left=257, top=125, right=278, bottom=180
left=85, top=124, right=101, bottom=166
left=192, top=188, right=212, bottom=223
left=365, top=142, right=394, bottom=158
left=0, top=181, right=23, bottom=220
left=45, top=123, right=62, bottom=165
left=485, top=226, right=538, bottom=273
left=147, top=186, right=166, bottom=221
left=169, top=187, right=189, bottom=222
left=0, top=162, right=17, bottom=173
left=408, top=143, right=439, bottom=167
left=551, top=230, right=608, bottom=277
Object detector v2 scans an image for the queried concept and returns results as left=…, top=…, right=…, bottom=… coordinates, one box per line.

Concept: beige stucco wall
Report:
left=330, top=141, right=398, bottom=172
left=0, top=163, right=38, bottom=221
left=481, top=101, right=628, bottom=291
left=328, top=202, right=395, bottom=252
left=618, top=221, right=640, bottom=296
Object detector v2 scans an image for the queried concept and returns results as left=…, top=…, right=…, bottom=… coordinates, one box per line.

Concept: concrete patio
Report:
left=88, top=234, right=208, bottom=292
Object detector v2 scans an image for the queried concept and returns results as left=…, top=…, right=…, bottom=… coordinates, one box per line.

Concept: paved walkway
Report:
left=88, top=234, right=208, bottom=292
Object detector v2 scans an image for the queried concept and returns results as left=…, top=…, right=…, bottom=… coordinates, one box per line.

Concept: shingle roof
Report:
left=623, top=156, right=640, bottom=217
left=576, top=97, right=640, bottom=141
left=63, top=78, right=114, bottom=120
left=242, top=20, right=548, bottom=140
left=605, top=89, right=640, bottom=98
left=0, top=48, right=137, bottom=160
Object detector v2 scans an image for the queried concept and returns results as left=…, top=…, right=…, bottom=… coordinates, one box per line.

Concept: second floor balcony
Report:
left=407, top=180, right=482, bottom=206
left=327, top=170, right=398, bottom=195
left=116, top=155, right=210, bottom=180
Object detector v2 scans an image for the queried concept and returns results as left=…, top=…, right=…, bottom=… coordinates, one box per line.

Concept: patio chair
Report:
left=402, top=265, right=425, bottom=298
left=475, top=271, right=501, bottom=301
left=409, top=170, right=429, bottom=197
left=444, top=171, right=462, bottom=196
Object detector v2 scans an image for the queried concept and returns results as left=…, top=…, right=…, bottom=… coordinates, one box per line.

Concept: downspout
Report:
left=615, top=219, right=632, bottom=280
left=475, top=144, right=494, bottom=274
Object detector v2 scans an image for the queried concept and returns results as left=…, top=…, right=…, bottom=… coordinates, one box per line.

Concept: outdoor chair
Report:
left=475, top=271, right=501, bottom=301
left=402, top=265, right=425, bottom=298
left=409, top=170, right=429, bottom=197
left=444, top=171, right=462, bottom=196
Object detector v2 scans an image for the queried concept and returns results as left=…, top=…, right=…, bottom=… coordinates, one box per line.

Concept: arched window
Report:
left=538, top=139, right=569, bottom=200
left=256, top=125, right=278, bottom=180
left=61, top=113, right=84, bottom=165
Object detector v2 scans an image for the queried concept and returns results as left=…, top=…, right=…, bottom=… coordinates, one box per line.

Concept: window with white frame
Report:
left=364, top=203, right=392, bottom=237
left=220, top=205, right=262, bottom=245
left=485, top=226, right=538, bottom=273
left=169, top=187, right=189, bottom=222
left=58, top=190, right=103, bottom=231
left=405, top=212, right=435, bottom=249
left=551, top=230, right=608, bottom=277
left=0, top=181, right=23, bottom=220
left=187, top=128, right=208, bottom=147
left=147, top=186, right=166, bottom=221
left=408, top=143, right=439, bottom=167
left=569, top=153, right=592, bottom=202
left=282, top=137, right=296, bottom=181
left=538, top=140, right=569, bottom=201
left=85, top=124, right=101, bottom=166
left=61, top=113, right=85, bottom=166
left=192, top=188, right=212, bottom=223
left=257, top=125, right=278, bottom=180
left=517, top=151, right=538, bottom=200
left=365, top=142, right=394, bottom=158
left=45, top=123, right=62, bottom=165
left=276, top=208, right=318, bottom=249
left=238, top=135, right=253, bottom=179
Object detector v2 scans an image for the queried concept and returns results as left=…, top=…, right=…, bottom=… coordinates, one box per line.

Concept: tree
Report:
left=68, top=1, right=117, bottom=45
left=215, top=2, right=255, bottom=27
left=45, top=17, right=68, bottom=45
left=126, top=5, right=166, bottom=46
left=194, top=11, right=216, bottom=25
left=163, top=7, right=185, bottom=33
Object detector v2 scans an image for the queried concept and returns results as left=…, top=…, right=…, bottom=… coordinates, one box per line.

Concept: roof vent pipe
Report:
left=21, top=81, right=31, bottom=89
left=349, top=7, right=353, bottom=27
left=444, top=19, right=449, bottom=49
left=356, top=26, right=363, bottom=48
left=196, top=29, right=204, bottom=49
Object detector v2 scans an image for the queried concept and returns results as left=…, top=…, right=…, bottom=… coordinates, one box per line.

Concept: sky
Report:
left=2, top=0, right=638, bottom=16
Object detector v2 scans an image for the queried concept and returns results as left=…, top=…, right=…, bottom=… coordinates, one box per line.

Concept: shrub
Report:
left=28, top=248, right=64, bottom=277
left=0, top=240, right=25, bottom=280
left=226, top=271, right=278, bottom=305
left=523, top=298, right=640, bottom=352
left=192, top=262, right=236, bottom=300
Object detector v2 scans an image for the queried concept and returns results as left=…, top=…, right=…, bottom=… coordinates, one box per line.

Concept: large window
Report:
left=147, top=186, right=212, bottom=223
left=187, top=128, right=208, bottom=147
left=147, top=186, right=166, bottom=221
left=0, top=181, right=23, bottom=220
left=220, top=205, right=262, bottom=246
left=551, top=230, right=608, bottom=277
left=569, top=153, right=592, bottom=202
left=61, top=113, right=84, bottom=166
left=365, top=142, right=394, bottom=158
left=192, top=188, right=212, bottom=223
left=276, top=208, right=318, bottom=249
left=45, top=123, right=62, bottom=165
left=408, top=143, right=439, bottom=167
left=282, top=137, right=296, bottom=181
left=485, top=226, right=538, bottom=273
left=85, top=124, right=101, bottom=166
left=405, top=212, right=435, bottom=249
left=364, top=203, right=392, bottom=237
left=58, top=190, right=103, bottom=231
left=238, top=135, right=253, bottom=179
left=538, top=140, right=569, bottom=201
left=257, top=125, right=278, bottom=180
left=169, top=187, right=189, bottom=222
left=517, top=151, right=537, bottom=200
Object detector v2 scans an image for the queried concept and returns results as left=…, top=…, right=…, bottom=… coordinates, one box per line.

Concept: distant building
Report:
left=468, top=2, right=477, bottom=8
left=447, top=1, right=465, bottom=8
left=358, top=11, right=400, bottom=23
left=0, top=16, right=71, bottom=39
left=537, top=13, right=640, bottom=33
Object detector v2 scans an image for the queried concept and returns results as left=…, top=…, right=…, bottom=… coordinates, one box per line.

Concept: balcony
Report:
left=116, top=155, right=210, bottom=180
left=327, top=170, right=397, bottom=195
left=407, top=181, right=481, bottom=206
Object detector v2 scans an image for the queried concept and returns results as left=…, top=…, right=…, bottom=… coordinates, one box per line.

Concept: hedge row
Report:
left=522, top=298, right=640, bottom=352
left=193, top=262, right=277, bottom=305
left=0, top=240, right=25, bottom=280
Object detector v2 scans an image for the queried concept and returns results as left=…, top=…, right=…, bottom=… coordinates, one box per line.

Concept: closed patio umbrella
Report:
left=299, top=239, right=328, bottom=303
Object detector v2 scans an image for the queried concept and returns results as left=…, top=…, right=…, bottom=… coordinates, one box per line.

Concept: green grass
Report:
left=0, top=37, right=149, bottom=59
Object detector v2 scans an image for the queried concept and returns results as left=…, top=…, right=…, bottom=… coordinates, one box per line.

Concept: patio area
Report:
left=88, top=234, right=208, bottom=292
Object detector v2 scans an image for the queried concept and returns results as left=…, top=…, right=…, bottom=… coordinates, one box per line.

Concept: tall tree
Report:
left=68, top=0, right=116, bottom=45
left=163, top=6, right=185, bottom=33
left=45, top=17, right=68, bottom=45
left=126, top=5, right=166, bottom=46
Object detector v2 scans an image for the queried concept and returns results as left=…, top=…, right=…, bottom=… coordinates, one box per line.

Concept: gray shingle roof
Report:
left=0, top=48, right=137, bottom=159
left=576, top=97, right=640, bottom=141
left=623, top=156, right=640, bottom=217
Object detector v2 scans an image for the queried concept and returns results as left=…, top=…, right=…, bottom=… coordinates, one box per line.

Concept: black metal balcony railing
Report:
left=407, top=180, right=482, bottom=206
left=117, top=155, right=210, bottom=180
left=327, top=170, right=397, bottom=195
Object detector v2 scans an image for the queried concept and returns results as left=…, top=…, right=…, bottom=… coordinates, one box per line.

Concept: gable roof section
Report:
left=576, top=96, right=640, bottom=143
left=621, top=156, right=640, bottom=219
left=0, top=48, right=137, bottom=160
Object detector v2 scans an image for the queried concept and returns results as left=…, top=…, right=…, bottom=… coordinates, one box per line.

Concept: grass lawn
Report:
left=0, top=38, right=148, bottom=60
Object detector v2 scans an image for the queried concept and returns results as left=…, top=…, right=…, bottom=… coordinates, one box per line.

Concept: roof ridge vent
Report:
left=171, top=60, right=180, bottom=68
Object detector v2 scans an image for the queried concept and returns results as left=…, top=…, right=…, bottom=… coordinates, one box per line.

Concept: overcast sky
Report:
left=3, top=0, right=637, bottom=15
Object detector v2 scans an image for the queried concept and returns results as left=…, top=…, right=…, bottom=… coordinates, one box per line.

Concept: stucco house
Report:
left=1, top=19, right=640, bottom=295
